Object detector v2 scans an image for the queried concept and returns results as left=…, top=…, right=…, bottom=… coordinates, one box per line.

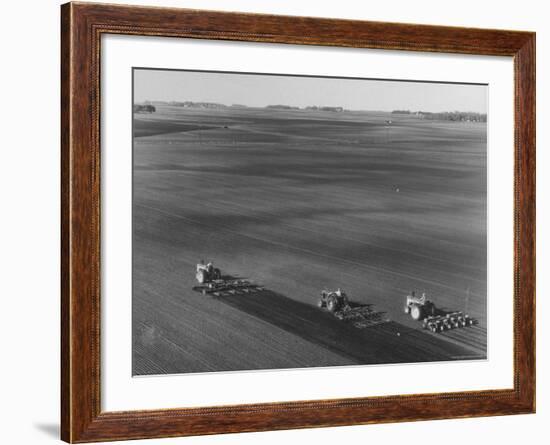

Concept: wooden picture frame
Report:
left=61, top=2, right=535, bottom=442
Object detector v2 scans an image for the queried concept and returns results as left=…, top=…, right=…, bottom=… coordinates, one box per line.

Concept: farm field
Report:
left=132, top=104, right=487, bottom=375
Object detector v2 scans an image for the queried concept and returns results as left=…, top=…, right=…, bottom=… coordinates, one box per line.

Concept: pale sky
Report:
left=133, top=68, right=487, bottom=113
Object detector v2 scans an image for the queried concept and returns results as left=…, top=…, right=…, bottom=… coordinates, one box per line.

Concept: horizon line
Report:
left=134, top=100, right=488, bottom=115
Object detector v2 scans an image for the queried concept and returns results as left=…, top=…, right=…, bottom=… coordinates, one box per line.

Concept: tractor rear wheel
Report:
left=196, top=269, right=207, bottom=284
left=410, top=304, right=423, bottom=320
left=327, top=297, right=337, bottom=313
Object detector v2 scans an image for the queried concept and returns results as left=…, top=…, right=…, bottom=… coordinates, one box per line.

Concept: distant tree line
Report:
left=266, top=104, right=344, bottom=112
left=160, top=100, right=347, bottom=113
left=305, top=106, right=344, bottom=112
left=266, top=105, right=300, bottom=110
left=170, top=101, right=228, bottom=109
left=391, top=109, right=487, bottom=122
left=133, top=104, right=156, bottom=113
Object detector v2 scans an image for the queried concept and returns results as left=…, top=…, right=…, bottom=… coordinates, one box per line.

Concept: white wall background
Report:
left=0, top=0, right=546, bottom=444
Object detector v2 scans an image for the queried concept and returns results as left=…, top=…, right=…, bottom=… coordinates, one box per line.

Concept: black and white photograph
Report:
left=132, top=68, right=488, bottom=376
left=3, top=0, right=545, bottom=443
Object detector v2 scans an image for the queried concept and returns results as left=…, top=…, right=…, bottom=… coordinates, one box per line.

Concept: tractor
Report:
left=404, top=291, right=436, bottom=321
left=318, top=288, right=349, bottom=313
left=195, top=260, right=221, bottom=284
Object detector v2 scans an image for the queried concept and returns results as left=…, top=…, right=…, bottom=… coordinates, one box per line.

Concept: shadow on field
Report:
left=215, top=289, right=474, bottom=365
left=220, top=274, right=248, bottom=281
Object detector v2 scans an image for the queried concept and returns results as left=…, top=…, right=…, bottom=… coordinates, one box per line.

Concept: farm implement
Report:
left=193, top=279, right=264, bottom=296
left=422, top=312, right=476, bottom=333
left=318, top=289, right=388, bottom=329
left=404, top=292, right=476, bottom=333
